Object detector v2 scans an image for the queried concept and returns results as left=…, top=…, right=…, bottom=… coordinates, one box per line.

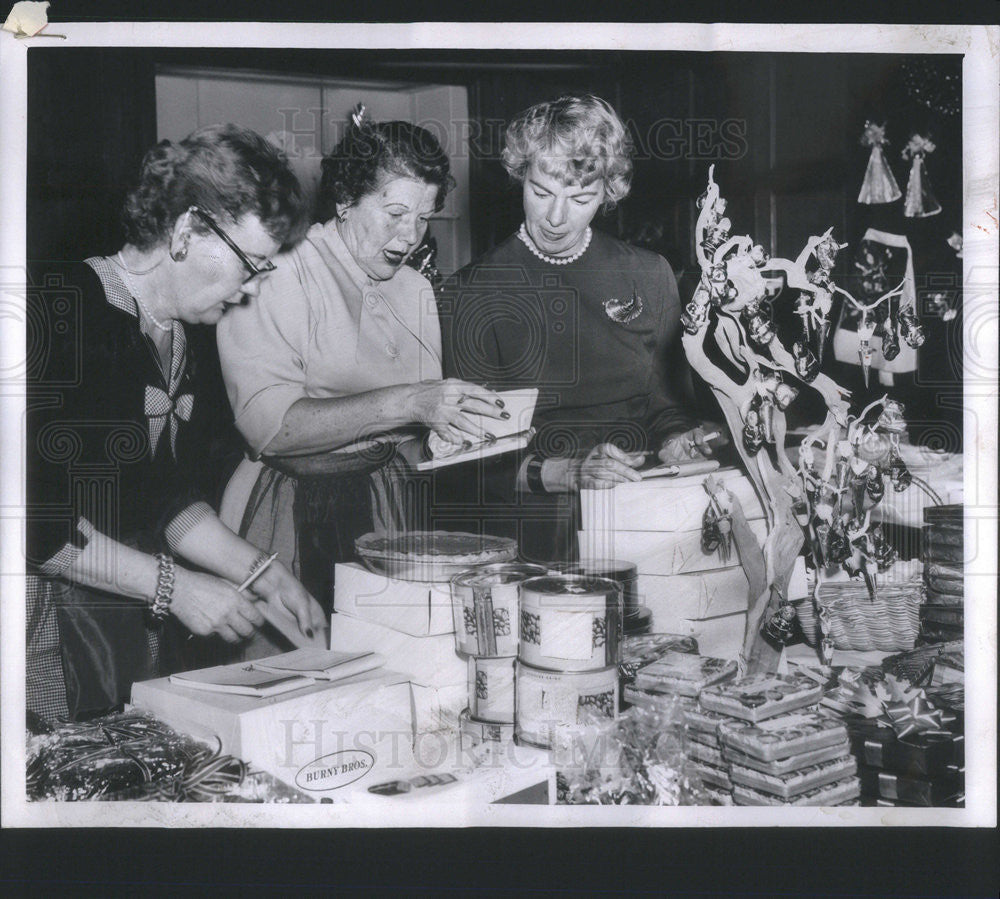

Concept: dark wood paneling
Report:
left=28, top=49, right=157, bottom=263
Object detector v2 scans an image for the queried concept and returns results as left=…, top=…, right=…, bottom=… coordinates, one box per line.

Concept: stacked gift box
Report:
left=920, top=504, right=964, bottom=644
left=703, top=674, right=859, bottom=807
left=625, top=654, right=859, bottom=805
left=820, top=655, right=965, bottom=808
left=580, top=468, right=807, bottom=658
left=848, top=717, right=964, bottom=807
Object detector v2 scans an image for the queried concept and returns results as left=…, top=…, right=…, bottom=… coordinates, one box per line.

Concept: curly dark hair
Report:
left=318, top=117, right=454, bottom=223
left=122, top=124, right=303, bottom=251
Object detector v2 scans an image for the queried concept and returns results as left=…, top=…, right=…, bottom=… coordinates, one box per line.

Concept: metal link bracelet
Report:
left=150, top=552, right=176, bottom=621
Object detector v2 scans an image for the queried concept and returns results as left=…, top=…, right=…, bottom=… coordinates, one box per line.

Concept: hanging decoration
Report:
left=902, top=134, right=942, bottom=218
left=833, top=231, right=921, bottom=381
left=857, top=122, right=902, bottom=205
left=682, top=166, right=924, bottom=675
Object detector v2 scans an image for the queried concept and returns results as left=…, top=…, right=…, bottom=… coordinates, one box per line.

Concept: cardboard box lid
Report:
left=335, top=562, right=455, bottom=637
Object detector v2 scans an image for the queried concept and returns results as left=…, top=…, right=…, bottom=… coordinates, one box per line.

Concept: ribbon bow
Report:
left=144, top=385, right=194, bottom=456
left=877, top=676, right=949, bottom=739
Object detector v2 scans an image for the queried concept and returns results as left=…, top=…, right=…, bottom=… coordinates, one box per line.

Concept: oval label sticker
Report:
left=295, top=749, right=375, bottom=792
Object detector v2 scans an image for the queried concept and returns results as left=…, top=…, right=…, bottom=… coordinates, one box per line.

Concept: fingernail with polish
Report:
left=462, top=440, right=472, bottom=450
left=500, top=411, right=511, bottom=420
left=485, top=432, right=496, bottom=442
left=495, top=399, right=505, bottom=408
left=305, top=628, right=314, bottom=639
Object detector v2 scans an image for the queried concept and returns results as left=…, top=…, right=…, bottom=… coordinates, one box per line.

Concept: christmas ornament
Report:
left=763, top=601, right=798, bottom=645
left=792, top=339, right=820, bottom=381
left=902, top=134, right=941, bottom=218
left=857, top=121, right=902, bottom=205
left=898, top=305, right=925, bottom=348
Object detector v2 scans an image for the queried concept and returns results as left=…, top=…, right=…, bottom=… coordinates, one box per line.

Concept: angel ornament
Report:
left=857, top=121, right=902, bottom=205
left=902, top=134, right=942, bottom=218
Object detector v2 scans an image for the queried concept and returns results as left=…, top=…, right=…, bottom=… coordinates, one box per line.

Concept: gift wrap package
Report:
left=328, top=611, right=468, bottom=731
left=334, top=562, right=454, bottom=636
left=579, top=470, right=806, bottom=658
left=130, top=670, right=419, bottom=800
left=580, top=468, right=765, bottom=535
left=633, top=560, right=808, bottom=658
left=328, top=611, right=466, bottom=688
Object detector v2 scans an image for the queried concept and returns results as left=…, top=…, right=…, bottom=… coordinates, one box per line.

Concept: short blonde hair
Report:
left=501, top=95, right=633, bottom=210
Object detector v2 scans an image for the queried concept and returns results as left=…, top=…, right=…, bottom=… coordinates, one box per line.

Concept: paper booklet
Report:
left=168, top=665, right=315, bottom=698
left=398, top=388, right=538, bottom=471
left=251, top=648, right=385, bottom=681
left=167, top=650, right=385, bottom=698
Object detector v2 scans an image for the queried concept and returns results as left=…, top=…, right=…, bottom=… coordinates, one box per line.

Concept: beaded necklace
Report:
left=517, top=223, right=592, bottom=265
left=115, top=252, right=172, bottom=332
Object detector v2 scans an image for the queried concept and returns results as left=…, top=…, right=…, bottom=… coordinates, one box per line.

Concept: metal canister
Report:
left=458, top=708, right=515, bottom=751
left=468, top=655, right=516, bottom=724
left=514, top=661, right=619, bottom=750
left=554, top=559, right=638, bottom=617
left=517, top=574, right=623, bottom=672
left=450, top=563, right=548, bottom=657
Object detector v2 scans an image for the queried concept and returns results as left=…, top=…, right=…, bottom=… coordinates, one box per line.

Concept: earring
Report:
left=171, top=237, right=188, bottom=262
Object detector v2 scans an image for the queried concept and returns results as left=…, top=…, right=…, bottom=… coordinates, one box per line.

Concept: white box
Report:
left=130, top=669, right=418, bottom=799
left=580, top=467, right=765, bottom=534
left=638, top=558, right=808, bottom=659
left=636, top=557, right=808, bottom=624
left=679, top=611, right=749, bottom=659
left=329, top=610, right=467, bottom=691
left=335, top=562, right=454, bottom=637
left=578, top=520, right=771, bottom=576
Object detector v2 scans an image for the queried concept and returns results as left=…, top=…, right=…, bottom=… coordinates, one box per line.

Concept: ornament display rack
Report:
left=680, top=166, right=925, bottom=675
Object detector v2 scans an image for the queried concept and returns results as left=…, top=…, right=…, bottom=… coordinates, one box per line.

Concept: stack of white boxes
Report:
left=580, top=468, right=807, bottom=658
left=329, top=563, right=469, bottom=732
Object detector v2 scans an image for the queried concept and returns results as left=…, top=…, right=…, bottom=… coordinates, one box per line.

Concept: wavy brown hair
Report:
left=122, top=124, right=303, bottom=251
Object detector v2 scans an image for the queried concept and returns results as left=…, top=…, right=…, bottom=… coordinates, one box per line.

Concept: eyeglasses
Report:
left=189, top=206, right=277, bottom=284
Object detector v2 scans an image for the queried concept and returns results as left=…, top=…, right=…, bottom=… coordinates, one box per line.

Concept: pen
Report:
left=237, top=551, right=279, bottom=593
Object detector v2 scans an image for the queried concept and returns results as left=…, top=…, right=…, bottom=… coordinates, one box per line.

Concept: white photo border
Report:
left=1, top=21, right=996, bottom=829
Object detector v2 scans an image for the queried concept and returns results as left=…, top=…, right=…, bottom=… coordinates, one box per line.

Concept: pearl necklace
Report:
left=518, top=223, right=592, bottom=265
left=116, top=253, right=172, bottom=332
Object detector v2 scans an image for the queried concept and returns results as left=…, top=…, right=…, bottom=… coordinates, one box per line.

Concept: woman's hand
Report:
left=169, top=567, right=267, bottom=643
left=406, top=378, right=509, bottom=445
left=540, top=443, right=645, bottom=493
left=658, top=423, right=728, bottom=465
left=249, top=560, right=327, bottom=641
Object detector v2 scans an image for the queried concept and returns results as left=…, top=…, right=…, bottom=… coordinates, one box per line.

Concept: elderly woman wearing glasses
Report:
left=217, top=112, right=504, bottom=625
left=26, top=124, right=326, bottom=722
left=441, top=95, right=720, bottom=563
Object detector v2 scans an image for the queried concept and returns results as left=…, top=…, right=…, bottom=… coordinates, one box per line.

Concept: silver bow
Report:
left=144, top=385, right=194, bottom=456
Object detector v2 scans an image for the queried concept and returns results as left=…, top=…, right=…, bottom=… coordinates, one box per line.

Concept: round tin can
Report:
left=518, top=574, right=623, bottom=671
left=459, top=708, right=515, bottom=751
left=514, top=661, right=619, bottom=750
left=468, top=655, right=516, bottom=723
left=554, top=559, right=638, bottom=617
left=450, top=563, right=548, bottom=657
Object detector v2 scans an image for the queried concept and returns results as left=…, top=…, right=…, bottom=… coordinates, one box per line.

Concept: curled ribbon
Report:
left=881, top=695, right=947, bottom=740
left=144, top=385, right=194, bottom=457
